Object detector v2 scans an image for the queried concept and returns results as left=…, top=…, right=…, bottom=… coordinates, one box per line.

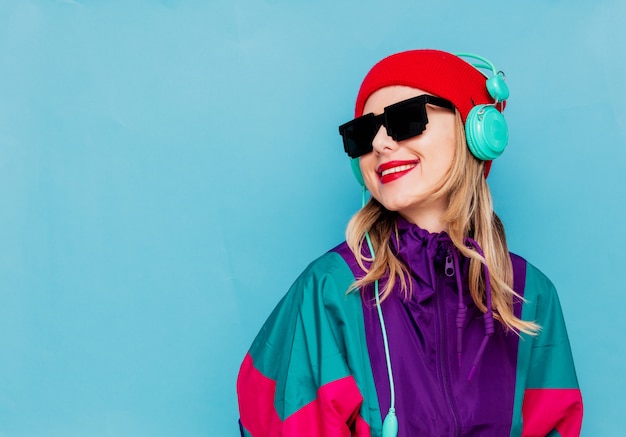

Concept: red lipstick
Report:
left=377, top=160, right=420, bottom=184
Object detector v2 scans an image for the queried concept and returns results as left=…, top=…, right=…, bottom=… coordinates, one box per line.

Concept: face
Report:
left=359, top=86, right=457, bottom=224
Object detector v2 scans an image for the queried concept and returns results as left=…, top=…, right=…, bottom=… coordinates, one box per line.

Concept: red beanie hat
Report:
left=355, top=49, right=505, bottom=176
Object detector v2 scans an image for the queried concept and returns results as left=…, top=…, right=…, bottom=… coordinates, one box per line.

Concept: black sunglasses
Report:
left=338, top=94, right=455, bottom=158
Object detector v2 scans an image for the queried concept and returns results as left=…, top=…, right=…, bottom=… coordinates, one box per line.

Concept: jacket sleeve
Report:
left=236, top=253, right=375, bottom=437
left=521, top=265, right=583, bottom=437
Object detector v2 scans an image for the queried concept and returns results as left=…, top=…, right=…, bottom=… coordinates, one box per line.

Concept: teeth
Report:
left=381, top=164, right=416, bottom=177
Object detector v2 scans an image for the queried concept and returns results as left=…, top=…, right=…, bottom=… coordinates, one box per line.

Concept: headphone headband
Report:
left=455, top=53, right=498, bottom=75
left=455, top=52, right=510, bottom=103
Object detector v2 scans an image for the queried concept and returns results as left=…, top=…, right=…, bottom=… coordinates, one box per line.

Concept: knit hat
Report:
left=355, top=49, right=505, bottom=176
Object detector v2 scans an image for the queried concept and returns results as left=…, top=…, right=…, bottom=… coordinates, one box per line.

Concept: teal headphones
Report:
left=348, top=53, right=509, bottom=186
left=458, top=53, right=510, bottom=161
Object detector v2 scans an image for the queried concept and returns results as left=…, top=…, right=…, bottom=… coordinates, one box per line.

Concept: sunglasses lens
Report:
left=340, top=114, right=377, bottom=158
left=386, top=99, right=428, bottom=141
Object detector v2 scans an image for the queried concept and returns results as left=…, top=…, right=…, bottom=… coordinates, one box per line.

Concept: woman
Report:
left=237, top=49, right=583, bottom=437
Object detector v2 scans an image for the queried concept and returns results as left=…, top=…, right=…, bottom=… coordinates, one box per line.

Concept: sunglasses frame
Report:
left=339, top=94, right=455, bottom=158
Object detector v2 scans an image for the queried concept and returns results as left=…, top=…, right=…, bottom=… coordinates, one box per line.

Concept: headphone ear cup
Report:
left=465, top=105, right=509, bottom=160
left=350, top=158, right=365, bottom=186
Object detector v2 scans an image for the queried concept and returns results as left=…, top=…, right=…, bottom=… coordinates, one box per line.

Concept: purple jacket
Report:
left=237, top=217, right=583, bottom=436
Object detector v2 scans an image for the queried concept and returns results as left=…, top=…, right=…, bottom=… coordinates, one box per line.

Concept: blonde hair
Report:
left=346, top=112, right=539, bottom=335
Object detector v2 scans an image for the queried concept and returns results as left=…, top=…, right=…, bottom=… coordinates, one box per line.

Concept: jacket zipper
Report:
left=437, top=251, right=460, bottom=436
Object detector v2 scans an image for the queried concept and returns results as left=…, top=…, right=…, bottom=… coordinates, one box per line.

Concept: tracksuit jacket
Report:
left=237, top=217, right=583, bottom=436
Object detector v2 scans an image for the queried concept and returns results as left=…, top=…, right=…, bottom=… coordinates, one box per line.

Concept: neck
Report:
left=399, top=198, right=449, bottom=233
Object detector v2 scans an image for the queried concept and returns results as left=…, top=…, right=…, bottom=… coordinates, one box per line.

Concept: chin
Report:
left=380, top=200, right=422, bottom=214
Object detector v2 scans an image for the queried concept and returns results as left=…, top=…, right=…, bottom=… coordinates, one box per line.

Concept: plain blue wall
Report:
left=1, top=0, right=624, bottom=435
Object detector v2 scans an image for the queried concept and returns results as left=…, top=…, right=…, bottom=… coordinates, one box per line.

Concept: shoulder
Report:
left=248, top=243, right=364, bottom=358
left=509, top=252, right=565, bottom=329
left=276, top=243, right=359, bottom=311
left=298, top=243, right=357, bottom=289
left=510, top=252, right=557, bottom=299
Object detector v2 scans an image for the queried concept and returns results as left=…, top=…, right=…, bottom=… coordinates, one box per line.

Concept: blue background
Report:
left=1, top=0, right=624, bottom=435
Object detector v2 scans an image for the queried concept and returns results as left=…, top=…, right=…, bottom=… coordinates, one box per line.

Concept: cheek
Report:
left=433, top=129, right=457, bottom=172
left=440, top=140, right=456, bottom=166
left=358, top=155, right=379, bottom=190
left=359, top=154, right=375, bottom=176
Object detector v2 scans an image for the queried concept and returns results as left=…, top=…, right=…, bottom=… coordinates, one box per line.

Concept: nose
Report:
left=371, top=124, right=398, bottom=154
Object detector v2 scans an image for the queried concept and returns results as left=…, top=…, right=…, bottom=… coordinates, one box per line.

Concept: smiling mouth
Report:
left=377, top=160, right=419, bottom=183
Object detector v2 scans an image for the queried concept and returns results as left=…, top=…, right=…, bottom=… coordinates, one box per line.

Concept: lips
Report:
left=377, top=160, right=420, bottom=184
